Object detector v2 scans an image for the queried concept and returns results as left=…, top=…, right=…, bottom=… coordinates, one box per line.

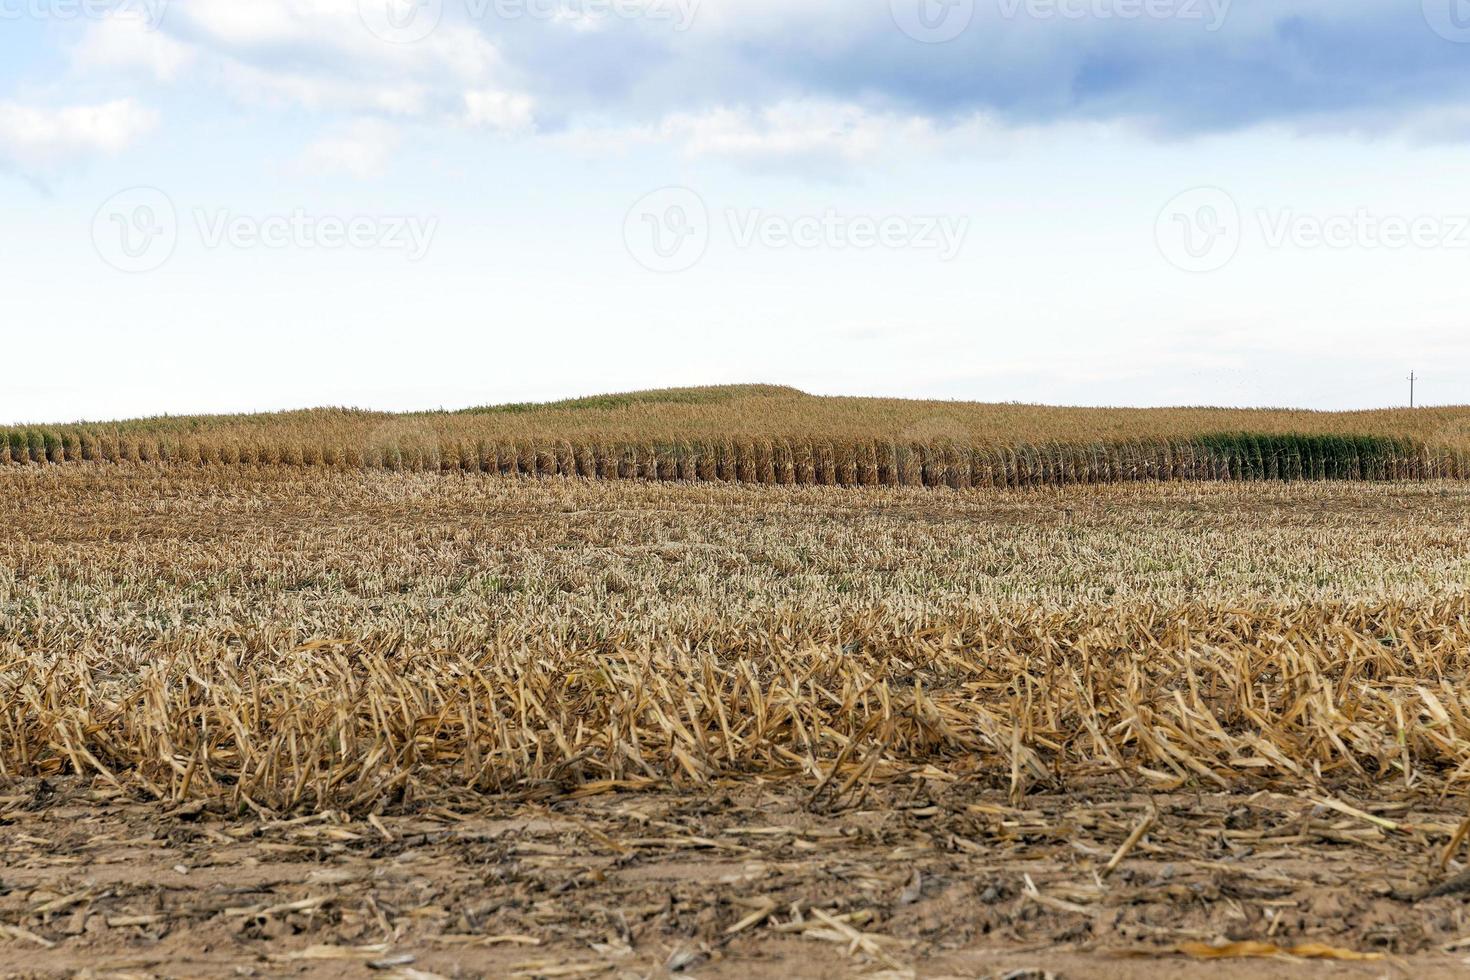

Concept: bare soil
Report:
left=3, top=778, right=1468, bottom=979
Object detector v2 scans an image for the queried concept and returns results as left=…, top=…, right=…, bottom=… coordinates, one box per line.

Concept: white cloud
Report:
left=555, top=100, right=941, bottom=172
left=63, top=0, right=535, bottom=171
left=0, top=99, right=158, bottom=168
left=70, top=0, right=517, bottom=118
left=218, top=60, right=435, bottom=117
left=664, top=0, right=851, bottom=36
left=556, top=99, right=1129, bottom=175
left=176, top=0, right=502, bottom=83
left=463, top=90, right=536, bottom=133
left=661, top=101, right=935, bottom=167
left=72, top=14, right=197, bottom=82
left=301, top=119, right=401, bottom=178
left=176, top=0, right=320, bottom=46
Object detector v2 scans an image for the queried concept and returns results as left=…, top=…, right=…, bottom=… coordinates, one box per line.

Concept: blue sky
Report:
left=5, top=0, right=1470, bottom=422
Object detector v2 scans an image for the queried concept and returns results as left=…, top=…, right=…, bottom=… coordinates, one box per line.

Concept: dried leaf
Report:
left=1178, top=941, right=1384, bottom=961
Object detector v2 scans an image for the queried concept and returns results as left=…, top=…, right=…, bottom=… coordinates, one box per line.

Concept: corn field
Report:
left=7, top=467, right=1470, bottom=972
left=0, top=428, right=1463, bottom=485
left=8, top=599, right=1470, bottom=814
left=6, top=468, right=1470, bottom=812
left=6, top=386, right=1470, bottom=487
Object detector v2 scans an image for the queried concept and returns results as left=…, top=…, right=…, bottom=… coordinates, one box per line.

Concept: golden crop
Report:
left=5, top=466, right=1470, bottom=814
left=5, top=386, right=1470, bottom=484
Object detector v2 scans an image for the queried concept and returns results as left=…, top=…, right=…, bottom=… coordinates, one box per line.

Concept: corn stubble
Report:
left=4, top=467, right=1470, bottom=815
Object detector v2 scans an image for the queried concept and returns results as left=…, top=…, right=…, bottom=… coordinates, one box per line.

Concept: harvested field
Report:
left=4, top=467, right=1470, bottom=976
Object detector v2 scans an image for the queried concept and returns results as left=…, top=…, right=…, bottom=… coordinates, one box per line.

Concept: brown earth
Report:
left=3, top=778, right=1469, bottom=979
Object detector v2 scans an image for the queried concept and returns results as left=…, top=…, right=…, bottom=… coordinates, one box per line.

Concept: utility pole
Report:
left=1408, top=371, right=1416, bottom=409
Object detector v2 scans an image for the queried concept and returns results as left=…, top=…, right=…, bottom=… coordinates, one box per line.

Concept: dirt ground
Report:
left=3, top=777, right=1469, bottom=979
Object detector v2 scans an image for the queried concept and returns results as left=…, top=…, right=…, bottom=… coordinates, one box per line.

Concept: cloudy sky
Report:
left=4, top=0, right=1470, bottom=422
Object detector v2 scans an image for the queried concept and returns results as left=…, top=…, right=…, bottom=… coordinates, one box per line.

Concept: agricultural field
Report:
left=7, top=387, right=1470, bottom=484
left=3, top=445, right=1470, bottom=978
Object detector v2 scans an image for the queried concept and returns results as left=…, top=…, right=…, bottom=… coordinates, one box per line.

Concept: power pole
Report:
left=1408, top=371, right=1416, bottom=409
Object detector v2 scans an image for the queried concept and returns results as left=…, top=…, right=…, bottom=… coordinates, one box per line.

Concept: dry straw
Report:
left=5, top=600, right=1470, bottom=814
left=5, top=465, right=1470, bottom=815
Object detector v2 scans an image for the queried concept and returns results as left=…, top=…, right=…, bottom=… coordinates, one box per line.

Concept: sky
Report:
left=4, top=0, right=1470, bottom=423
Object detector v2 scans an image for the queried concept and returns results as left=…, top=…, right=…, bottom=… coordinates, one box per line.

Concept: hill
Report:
left=5, top=385, right=1470, bottom=484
